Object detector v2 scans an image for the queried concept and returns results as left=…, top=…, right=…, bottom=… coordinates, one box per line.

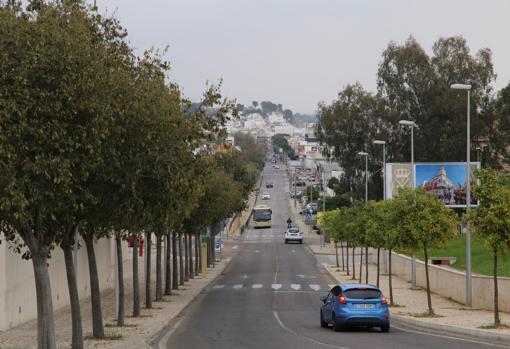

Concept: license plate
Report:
left=355, top=303, right=374, bottom=308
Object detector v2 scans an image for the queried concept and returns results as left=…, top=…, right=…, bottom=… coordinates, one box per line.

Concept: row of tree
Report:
left=319, top=168, right=510, bottom=326
left=0, top=2, right=262, bottom=349
left=317, top=35, right=510, bottom=201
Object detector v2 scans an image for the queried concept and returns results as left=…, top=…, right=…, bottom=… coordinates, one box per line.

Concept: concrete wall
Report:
left=0, top=237, right=121, bottom=330
left=380, top=250, right=510, bottom=312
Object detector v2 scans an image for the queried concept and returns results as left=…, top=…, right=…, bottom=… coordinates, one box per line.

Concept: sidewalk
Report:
left=320, top=251, right=510, bottom=340
left=0, top=244, right=232, bottom=349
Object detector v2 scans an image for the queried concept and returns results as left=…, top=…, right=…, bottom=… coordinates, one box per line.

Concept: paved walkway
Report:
left=321, top=250, right=510, bottom=337
left=0, top=242, right=234, bottom=349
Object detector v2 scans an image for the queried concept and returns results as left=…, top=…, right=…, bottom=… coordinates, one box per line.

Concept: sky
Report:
left=96, top=0, right=510, bottom=114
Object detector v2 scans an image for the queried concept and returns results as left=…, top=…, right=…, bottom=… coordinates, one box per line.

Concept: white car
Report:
left=285, top=227, right=303, bottom=244
left=261, top=192, right=271, bottom=200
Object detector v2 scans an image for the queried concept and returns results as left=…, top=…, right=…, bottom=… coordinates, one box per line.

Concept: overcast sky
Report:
left=96, top=0, right=510, bottom=114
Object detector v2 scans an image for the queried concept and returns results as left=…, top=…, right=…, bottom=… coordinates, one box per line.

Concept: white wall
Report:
left=0, top=237, right=118, bottom=330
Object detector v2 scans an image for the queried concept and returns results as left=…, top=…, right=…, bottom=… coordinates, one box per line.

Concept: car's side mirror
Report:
left=320, top=296, right=327, bottom=303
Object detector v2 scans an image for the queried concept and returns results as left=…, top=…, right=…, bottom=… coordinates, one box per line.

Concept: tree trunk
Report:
left=132, top=237, right=140, bottom=317
left=389, top=248, right=394, bottom=306
left=351, top=247, right=356, bottom=280
left=359, top=247, right=363, bottom=283
left=376, top=248, right=380, bottom=288
left=115, top=234, right=125, bottom=326
left=188, top=233, right=194, bottom=278
left=31, top=250, right=57, bottom=349
left=365, top=246, right=369, bottom=284
left=84, top=232, right=104, bottom=338
left=172, top=232, right=178, bottom=290
left=156, top=234, right=163, bottom=302
left=164, top=234, right=172, bottom=295
left=346, top=242, right=349, bottom=276
left=341, top=241, right=345, bottom=271
left=61, top=233, right=84, bottom=349
left=334, top=241, right=339, bottom=268
left=145, top=232, right=152, bottom=309
left=493, top=250, right=500, bottom=326
left=423, top=245, right=433, bottom=315
left=179, top=233, right=184, bottom=285
left=184, top=233, right=189, bottom=282
left=195, top=234, right=200, bottom=276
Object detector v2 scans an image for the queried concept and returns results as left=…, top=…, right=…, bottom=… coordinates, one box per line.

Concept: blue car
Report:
left=320, top=284, right=390, bottom=332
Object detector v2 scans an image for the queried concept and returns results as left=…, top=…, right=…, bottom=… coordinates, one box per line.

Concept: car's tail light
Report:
left=381, top=295, right=387, bottom=305
left=338, top=294, right=347, bottom=304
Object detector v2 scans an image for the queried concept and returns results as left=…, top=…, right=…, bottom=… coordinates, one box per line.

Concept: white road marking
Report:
left=233, top=245, right=239, bottom=249
left=212, top=285, right=224, bottom=289
left=291, top=249, right=296, bottom=253
left=272, top=283, right=282, bottom=290
left=233, top=284, right=243, bottom=289
left=309, top=284, right=321, bottom=291
left=252, top=284, right=263, bottom=289
left=393, top=325, right=510, bottom=348
left=255, top=250, right=260, bottom=253
left=272, top=311, right=349, bottom=349
left=241, top=274, right=248, bottom=279
left=290, top=284, right=301, bottom=290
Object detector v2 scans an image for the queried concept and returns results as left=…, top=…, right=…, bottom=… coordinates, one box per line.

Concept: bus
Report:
left=253, top=204, right=272, bottom=228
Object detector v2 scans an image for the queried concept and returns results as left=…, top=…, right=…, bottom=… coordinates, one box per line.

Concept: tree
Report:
left=271, top=134, right=294, bottom=158
left=377, top=36, right=502, bottom=166
left=393, top=189, right=457, bottom=315
left=252, top=101, right=258, bottom=108
left=365, top=201, right=387, bottom=287
left=283, top=109, right=295, bottom=123
left=466, top=169, right=510, bottom=326
left=316, top=83, right=383, bottom=201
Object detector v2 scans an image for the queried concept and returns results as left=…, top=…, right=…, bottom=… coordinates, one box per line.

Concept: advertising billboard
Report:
left=385, top=162, right=480, bottom=208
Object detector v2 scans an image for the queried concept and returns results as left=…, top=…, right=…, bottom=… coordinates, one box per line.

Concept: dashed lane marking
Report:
left=272, top=284, right=282, bottom=290
left=309, top=284, right=321, bottom=291
left=290, top=284, right=301, bottom=290
left=252, top=284, right=263, bottom=289
left=233, top=284, right=243, bottom=289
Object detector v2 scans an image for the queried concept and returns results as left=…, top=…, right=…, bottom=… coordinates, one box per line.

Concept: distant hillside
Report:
left=293, top=113, right=317, bottom=123
left=236, top=100, right=295, bottom=123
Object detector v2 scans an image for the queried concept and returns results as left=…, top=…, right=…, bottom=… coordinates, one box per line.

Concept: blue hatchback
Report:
left=320, top=284, right=390, bottom=332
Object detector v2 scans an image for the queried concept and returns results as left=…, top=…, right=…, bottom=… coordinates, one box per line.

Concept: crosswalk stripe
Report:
left=233, top=284, right=243, bottom=289
left=252, top=284, right=263, bottom=289
left=290, top=284, right=301, bottom=290
left=272, top=284, right=282, bottom=290
left=309, top=284, right=321, bottom=291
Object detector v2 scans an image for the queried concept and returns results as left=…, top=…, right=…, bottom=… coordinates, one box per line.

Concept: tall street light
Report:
left=451, top=82, right=473, bottom=307
left=399, top=119, right=417, bottom=289
left=357, top=151, right=369, bottom=203
left=373, top=140, right=386, bottom=200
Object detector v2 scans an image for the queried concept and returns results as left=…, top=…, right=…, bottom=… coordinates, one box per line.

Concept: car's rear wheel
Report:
left=285, top=239, right=288, bottom=244
left=320, top=311, right=328, bottom=328
left=299, top=240, right=303, bottom=244
left=381, top=324, right=390, bottom=333
left=331, top=313, right=342, bottom=332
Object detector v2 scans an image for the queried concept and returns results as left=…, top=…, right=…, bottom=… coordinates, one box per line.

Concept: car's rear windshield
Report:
left=344, top=289, right=381, bottom=299
left=289, top=228, right=299, bottom=233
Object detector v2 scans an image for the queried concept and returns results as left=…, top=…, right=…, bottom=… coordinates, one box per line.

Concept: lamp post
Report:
left=373, top=140, right=386, bottom=200
left=399, top=119, right=417, bottom=289
left=451, top=82, right=472, bottom=307
left=357, top=152, right=369, bottom=203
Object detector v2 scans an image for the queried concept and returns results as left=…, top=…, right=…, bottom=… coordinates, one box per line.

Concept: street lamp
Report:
left=357, top=151, right=369, bottom=203
left=399, top=119, right=417, bottom=289
left=451, top=82, right=473, bottom=307
left=373, top=140, right=386, bottom=200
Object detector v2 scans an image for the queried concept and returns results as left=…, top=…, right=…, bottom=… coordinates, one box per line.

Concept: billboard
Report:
left=386, top=162, right=480, bottom=208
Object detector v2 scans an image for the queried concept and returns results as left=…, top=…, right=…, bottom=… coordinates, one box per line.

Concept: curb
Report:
left=321, top=264, right=510, bottom=344
left=392, top=314, right=510, bottom=343
left=147, top=256, right=234, bottom=349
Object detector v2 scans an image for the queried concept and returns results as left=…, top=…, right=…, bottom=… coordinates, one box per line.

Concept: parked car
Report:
left=266, top=183, right=274, bottom=188
left=320, top=284, right=390, bottom=332
left=284, top=227, right=303, bottom=244
left=261, top=192, right=271, bottom=200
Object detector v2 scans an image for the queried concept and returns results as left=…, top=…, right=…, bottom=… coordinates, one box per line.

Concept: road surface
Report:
left=163, top=163, right=508, bottom=349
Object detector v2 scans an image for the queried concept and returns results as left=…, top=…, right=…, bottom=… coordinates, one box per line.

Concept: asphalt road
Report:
left=164, top=163, right=509, bottom=349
